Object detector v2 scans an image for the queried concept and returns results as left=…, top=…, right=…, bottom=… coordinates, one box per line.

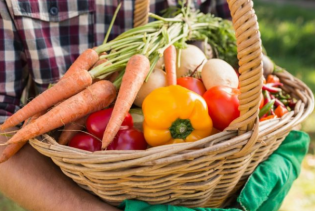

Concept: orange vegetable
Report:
left=6, top=80, right=116, bottom=145
left=164, top=45, right=177, bottom=85
left=142, top=85, right=213, bottom=147
left=0, top=111, right=44, bottom=163
left=63, top=48, right=99, bottom=78
left=92, top=52, right=108, bottom=68
left=0, top=69, right=94, bottom=131
left=275, top=105, right=288, bottom=117
left=266, top=75, right=280, bottom=84
left=260, top=114, right=277, bottom=122
left=0, top=49, right=99, bottom=131
left=102, top=54, right=150, bottom=149
left=259, top=93, right=264, bottom=109
left=93, top=58, right=109, bottom=68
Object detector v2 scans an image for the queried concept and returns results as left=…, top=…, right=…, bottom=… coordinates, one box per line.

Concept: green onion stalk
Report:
left=88, top=9, right=223, bottom=88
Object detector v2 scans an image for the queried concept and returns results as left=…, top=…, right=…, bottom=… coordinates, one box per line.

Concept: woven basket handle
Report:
left=226, top=0, right=263, bottom=133
left=225, top=0, right=263, bottom=157
left=134, top=0, right=150, bottom=27
left=133, top=0, right=263, bottom=156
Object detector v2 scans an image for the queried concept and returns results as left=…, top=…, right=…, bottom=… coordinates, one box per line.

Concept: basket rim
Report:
left=29, top=70, right=315, bottom=168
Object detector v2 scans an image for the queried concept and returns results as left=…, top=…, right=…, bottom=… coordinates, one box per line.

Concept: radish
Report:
left=134, top=68, right=167, bottom=107
left=176, top=44, right=207, bottom=78
left=201, top=59, right=239, bottom=90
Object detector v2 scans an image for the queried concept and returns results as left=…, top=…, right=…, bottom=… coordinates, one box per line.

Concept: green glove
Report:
left=119, top=200, right=240, bottom=211
left=120, top=131, right=310, bottom=211
left=238, top=130, right=310, bottom=211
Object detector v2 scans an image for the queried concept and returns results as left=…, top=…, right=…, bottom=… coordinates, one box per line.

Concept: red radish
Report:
left=68, top=132, right=101, bottom=152
left=86, top=108, right=133, bottom=139
left=107, top=128, right=147, bottom=150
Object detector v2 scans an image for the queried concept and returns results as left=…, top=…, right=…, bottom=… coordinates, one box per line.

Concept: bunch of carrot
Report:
left=0, top=8, right=223, bottom=162
left=0, top=51, right=151, bottom=162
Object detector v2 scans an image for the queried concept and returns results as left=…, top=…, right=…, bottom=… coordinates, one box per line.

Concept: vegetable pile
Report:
left=259, top=74, right=295, bottom=121
left=0, top=6, right=294, bottom=160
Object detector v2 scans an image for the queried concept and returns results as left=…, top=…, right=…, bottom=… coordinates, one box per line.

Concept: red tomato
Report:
left=260, top=114, right=277, bottom=122
left=177, top=77, right=206, bottom=96
left=274, top=105, right=288, bottom=117
left=203, top=86, right=240, bottom=131
left=68, top=132, right=101, bottom=152
left=266, top=75, right=280, bottom=84
left=107, top=128, right=147, bottom=150
left=86, top=108, right=133, bottom=139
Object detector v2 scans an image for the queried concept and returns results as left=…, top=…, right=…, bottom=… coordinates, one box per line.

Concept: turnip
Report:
left=134, top=68, right=167, bottom=107
left=262, top=54, right=274, bottom=78
left=176, top=44, right=207, bottom=78
left=201, top=59, right=239, bottom=90
left=188, top=40, right=213, bottom=59
left=155, top=57, right=164, bottom=70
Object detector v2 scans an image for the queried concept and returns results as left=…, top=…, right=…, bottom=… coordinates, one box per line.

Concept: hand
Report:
left=120, top=200, right=240, bottom=211
left=120, top=131, right=310, bottom=211
left=237, top=130, right=310, bottom=211
left=0, top=127, right=120, bottom=211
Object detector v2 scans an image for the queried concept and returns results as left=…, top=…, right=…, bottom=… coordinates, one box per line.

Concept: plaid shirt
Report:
left=0, top=0, right=231, bottom=123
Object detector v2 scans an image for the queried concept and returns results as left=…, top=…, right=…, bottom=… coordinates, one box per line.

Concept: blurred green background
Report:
left=253, top=0, right=315, bottom=210
left=1, top=0, right=315, bottom=210
left=254, top=0, right=315, bottom=152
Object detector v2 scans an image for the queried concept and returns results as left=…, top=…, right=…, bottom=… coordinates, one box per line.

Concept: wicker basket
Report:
left=29, top=0, right=314, bottom=208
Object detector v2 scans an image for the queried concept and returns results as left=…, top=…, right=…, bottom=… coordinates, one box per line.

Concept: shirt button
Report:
left=49, top=6, right=58, bottom=16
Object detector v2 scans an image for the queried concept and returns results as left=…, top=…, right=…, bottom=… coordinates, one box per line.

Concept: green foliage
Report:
left=162, top=7, right=238, bottom=68
left=255, top=0, right=315, bottom=154
left=194, top=15, right=238, bottom=68
left=255, top=0, right=315, bottom=65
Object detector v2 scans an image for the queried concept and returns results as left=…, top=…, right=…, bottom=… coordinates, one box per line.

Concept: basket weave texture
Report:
left=29, top=0, right=314, bottom=208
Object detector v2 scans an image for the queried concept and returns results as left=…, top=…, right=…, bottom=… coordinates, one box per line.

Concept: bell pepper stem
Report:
left=170, top=119, right=194, bottom=140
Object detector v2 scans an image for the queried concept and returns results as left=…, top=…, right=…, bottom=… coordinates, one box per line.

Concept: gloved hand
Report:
left=120, top=131, right=310, bottom=211
left=237, top=130, right=310, bottom=211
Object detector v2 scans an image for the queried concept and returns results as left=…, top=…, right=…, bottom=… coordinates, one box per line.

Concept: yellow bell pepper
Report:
left=142, top=85, right=213, bottom=147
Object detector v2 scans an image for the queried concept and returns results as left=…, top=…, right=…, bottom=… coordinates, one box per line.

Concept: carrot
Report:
left=107, top=71, right=120, bottom=82
left=93, top=52, right=108, bottom=68
left=164, top=45, right=177, bottom=85
left=101, top=54, right=150, bottom=149
left=0, top=111, right=44, bottom=163
left=6, top=80, right=116, bottom=145
left=0, top=69, right=93, bottom=131
left=63, top=48, right=99, bottom=78
left=93, top=59, right=109, bottom=68
left=58, top=115, right=88, bottom=145
left=92, top=58, right=119, bottom=82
